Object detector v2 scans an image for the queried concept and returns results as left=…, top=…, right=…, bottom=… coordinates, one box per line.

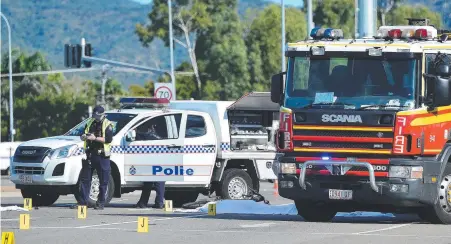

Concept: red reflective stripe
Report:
left=295, top=157, right=390, bottom=164
left=292, top=135, right=393, bottom=143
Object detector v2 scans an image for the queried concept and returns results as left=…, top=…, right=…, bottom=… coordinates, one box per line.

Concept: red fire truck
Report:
left=270, top=19, right=451, bottom=224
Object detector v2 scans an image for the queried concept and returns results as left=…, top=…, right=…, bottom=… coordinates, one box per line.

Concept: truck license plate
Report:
left=329, top=189, right=352, bottom=200
left=19, top=175, right=33, bottom=184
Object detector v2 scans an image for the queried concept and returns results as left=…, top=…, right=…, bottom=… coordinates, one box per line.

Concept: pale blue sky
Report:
left=131, top=0, right=303, bottom=7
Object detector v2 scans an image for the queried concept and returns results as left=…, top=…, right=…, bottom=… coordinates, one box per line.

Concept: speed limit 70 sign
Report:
left=154, top=83, right=174, bottom=100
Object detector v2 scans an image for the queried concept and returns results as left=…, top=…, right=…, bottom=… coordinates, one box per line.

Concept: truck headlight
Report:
left=49, top=145, right=78, bottom=159
left=389, top=166, right=423, bottom=179
left=281, top=163, right=296, bottom=174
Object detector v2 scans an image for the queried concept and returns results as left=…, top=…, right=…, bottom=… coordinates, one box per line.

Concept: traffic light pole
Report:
left=80, top=38, right=171, bottom=76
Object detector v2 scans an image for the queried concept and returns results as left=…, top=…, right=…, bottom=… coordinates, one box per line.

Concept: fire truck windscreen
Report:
left=286, top=55, right=417, bottom=110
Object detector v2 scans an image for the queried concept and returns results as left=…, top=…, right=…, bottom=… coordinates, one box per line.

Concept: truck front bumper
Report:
left=277, top=158, right=442, bottom=209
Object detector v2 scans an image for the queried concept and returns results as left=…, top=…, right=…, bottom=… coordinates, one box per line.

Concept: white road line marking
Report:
left=74, top=213, right=206, bottom=228
left=1, top=217, right=40, bottom=221
left=109, top=199, right=128, bottom=203
left=240, top=223, right=276, bottom=228
left=354, top=223, right=415, bottom=235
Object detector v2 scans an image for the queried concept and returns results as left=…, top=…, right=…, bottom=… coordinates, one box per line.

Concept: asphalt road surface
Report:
left=1, top=176, right=450, bottom=244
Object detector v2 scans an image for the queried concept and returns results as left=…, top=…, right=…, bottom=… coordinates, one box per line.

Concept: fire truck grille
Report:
left=293, top=141, right=393, bottom=150
left=293, top=130, right=393, bottom=138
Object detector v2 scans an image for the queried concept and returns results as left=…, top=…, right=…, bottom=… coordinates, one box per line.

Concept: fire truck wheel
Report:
left=295, top=200, right=337, bottom=222
left=20, top=189, right=59, bottom=206
left=164, top=190, right=199, bottom=208
left=218, top=168, right=253, bottom=200
left=418, top=164, right=451, bottom=224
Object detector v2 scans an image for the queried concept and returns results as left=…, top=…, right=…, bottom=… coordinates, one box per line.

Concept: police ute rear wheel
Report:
left=74, top=170, right=115, bottom=207
left=418, top=165, right=451, bottom=225
left=20, top=189, right=59, bottom=206
left=295, top=200, right=337, bottom=222
left=219, top=168, right=253, bottom=200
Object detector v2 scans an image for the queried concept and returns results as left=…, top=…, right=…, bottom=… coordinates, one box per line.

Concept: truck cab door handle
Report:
left=202, top=144, right=215, bottom=148
left=167, top=145, right=182, bottom=149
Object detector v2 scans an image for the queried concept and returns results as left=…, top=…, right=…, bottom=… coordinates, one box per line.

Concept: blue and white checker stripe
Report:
left=220, top=142, right=230, bottom=151
left=71, top=142, right=230, bottom=157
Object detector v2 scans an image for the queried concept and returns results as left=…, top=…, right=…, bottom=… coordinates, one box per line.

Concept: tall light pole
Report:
left=281, top=0, right=285, bottom=72
left=168, top=0, right=176, bottom=100
left=307, top=0, right=313, bottom=35
left=1, top=12, right=14, bottom=142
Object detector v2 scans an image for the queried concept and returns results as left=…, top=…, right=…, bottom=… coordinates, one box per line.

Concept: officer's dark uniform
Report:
left=79, top=105, right=113, bottom=210
left=135, top=125, right=165, bottom=209
left=136, top=182, right=165, bottom=208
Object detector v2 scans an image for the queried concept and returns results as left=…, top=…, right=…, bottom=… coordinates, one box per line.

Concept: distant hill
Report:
left=0, top=0, right=272, bottom=87
left=1, top=0, right=449, bottom=88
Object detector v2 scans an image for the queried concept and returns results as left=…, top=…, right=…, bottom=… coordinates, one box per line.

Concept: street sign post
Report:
left=154, top=83, right=175, bottom=101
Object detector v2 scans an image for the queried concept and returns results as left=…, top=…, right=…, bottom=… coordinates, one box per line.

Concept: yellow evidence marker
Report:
left=164, top=200, right=173, bottom=212
left=1, top=232, right=15, bottom=244
left=23, top=198, right=32, bottom=210
left=78, top=205, right=87, bottom=219
left=137, top=217, right=149, bottom=233
left=20, top=214, right=30, bottom=230
left=208, top=203, right=216, bottom=216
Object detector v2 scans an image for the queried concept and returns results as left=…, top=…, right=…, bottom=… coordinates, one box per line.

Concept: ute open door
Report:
left=123, top=112, right=186, bottom=182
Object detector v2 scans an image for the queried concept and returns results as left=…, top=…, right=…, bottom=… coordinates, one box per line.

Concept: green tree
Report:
left=246, top=4, right=307, bottom=90
left=136, top=0, right=210, bottom=96
left=312, top=0, right=355, bottom=38
left=195, top=0, right=251, bottom=100
left=384, top=4, right=442, bottom=27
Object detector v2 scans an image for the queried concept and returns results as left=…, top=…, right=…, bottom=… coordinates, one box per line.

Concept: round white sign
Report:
left=154, top=86, right=173, bottom=100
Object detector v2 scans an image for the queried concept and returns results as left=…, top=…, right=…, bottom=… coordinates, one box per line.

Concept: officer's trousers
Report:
left=138, top=182, right=165, bottom=207
left=79, top=154, right=111, bottom=206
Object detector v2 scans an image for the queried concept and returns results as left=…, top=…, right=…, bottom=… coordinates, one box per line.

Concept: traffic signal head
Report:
left=64, top=43, right=92, bottom=68
left=84, top=43, right=92, bottom=68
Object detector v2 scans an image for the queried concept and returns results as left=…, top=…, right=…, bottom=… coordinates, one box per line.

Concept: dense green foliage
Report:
left=0, top=0, right=445, bottom=141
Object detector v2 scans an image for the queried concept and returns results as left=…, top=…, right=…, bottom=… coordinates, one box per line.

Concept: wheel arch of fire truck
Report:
left=269, top=18, right=451, bottom=224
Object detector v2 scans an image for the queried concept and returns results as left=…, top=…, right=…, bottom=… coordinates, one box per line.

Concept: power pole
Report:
left=168, top=0, right=176, bottom=100
left=307, top=0, right=313, bottom=35
left=281, top=0, right=285, bottom=72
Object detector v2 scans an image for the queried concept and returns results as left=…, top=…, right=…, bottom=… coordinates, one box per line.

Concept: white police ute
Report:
left=10, top=94, right=278, bottom=207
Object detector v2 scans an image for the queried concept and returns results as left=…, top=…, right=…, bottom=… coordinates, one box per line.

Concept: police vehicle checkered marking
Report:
left=72, top=142, right=229, bottom=156
left=183, top=145, right=215, bottom=153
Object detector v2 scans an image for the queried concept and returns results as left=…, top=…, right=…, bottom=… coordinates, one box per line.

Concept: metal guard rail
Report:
left=298, top=160, right=380, bottom=193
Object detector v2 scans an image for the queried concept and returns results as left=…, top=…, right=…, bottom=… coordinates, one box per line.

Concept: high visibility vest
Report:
left=84, top=118, right=112, bottom=156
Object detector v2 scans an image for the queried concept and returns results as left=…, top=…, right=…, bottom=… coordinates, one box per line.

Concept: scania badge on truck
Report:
left=271, top=18, right=451, bottom=224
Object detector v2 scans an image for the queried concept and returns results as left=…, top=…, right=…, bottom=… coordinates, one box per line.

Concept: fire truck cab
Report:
left=271, top=19, right=451, bottom=224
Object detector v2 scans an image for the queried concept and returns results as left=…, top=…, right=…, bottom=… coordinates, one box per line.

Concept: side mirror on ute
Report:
left=125, top=130, right=136, bottom=142
left=424, top=64, right=451, bottom=110
left=271, top=72, right=285, bottom=105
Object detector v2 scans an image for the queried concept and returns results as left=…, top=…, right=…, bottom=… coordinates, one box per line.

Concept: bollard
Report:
left=1, top=232, right=15, bottom=244
left=164, top=200, right=173, bottom=212
left=20, top=214, right=30, bottom=230
left=208, top=203, right=216, bottom=216
left=23, top=198, right=32, bottom=211
left=137, top=217, right=149, bottom=233
left=78, top=205, right=87, bottom=219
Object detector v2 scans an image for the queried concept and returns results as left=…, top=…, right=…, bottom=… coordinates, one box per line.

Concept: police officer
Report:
left=135, top=181, right=165, bottom=209
left=79, top=105, right=113, bottom=210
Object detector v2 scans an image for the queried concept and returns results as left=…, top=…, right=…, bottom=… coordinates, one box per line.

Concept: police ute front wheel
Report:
left=417, top=165, right=451, bottom=225
left=74, top=170, right=115, bottom=207
left=218, top=168, right=253, bottom=200
left=20, top=189, right=59, bottom=206
left=295, top=200, right=337, bottom=222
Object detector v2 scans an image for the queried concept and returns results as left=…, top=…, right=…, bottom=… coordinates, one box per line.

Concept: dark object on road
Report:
left=243, top=186, right=270, bottom=205
left=182, top=200, right=212, bottom=209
